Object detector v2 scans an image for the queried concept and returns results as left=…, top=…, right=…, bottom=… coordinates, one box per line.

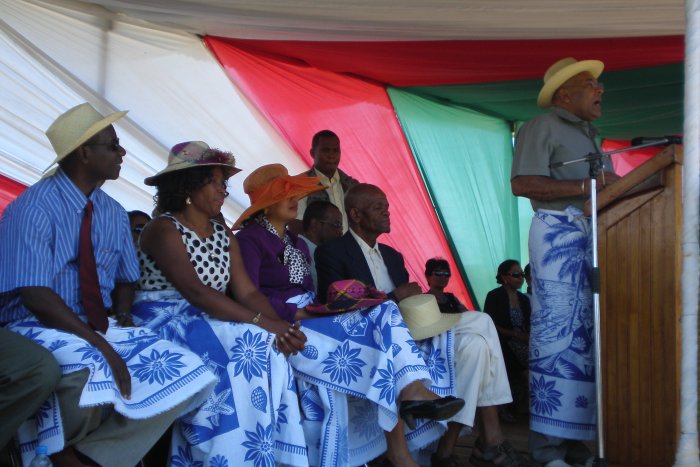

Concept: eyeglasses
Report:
left=85, top=141, right=123, bottom=152
left=507, top=272, right=525, bottom=279
left=319, top=220, right=342, bottom=229
left=432, top=271, right=451, bottom=277
left=565, top=80, right=604, bottom=92
left=132, top=224, right=146, bottom=234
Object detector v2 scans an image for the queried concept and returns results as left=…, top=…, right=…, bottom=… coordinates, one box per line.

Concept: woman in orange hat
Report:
left=132, top=143, right=309, bottom=467
left=234, top=164, right=465, bottom=467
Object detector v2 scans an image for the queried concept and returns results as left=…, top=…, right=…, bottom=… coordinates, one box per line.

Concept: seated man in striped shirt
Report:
left=0, top=103, right=215, bottom=467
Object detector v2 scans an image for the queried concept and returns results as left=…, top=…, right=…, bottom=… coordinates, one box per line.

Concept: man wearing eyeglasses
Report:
left=299, top=200, right=343, bottom=292
left=511, top=58, right=621, bottom=467
left=0, top=103, right=215, bottom=466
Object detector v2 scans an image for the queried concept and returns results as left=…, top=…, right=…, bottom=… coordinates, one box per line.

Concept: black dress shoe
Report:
left=399, top=395, right=465, bottom=430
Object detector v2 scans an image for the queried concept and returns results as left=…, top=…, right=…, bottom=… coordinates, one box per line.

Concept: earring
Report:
left=186, top=197, right=192, bottom=205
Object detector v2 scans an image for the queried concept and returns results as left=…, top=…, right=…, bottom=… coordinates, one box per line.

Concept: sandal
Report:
left=470, top=439, right=538, bottom=467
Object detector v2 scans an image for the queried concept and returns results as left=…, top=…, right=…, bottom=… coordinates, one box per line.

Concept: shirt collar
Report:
left=349, top=228, right=380, bottom=255
left=313, top=167, right=340, bottom=185
left=552, top=106, right=599, bottom=138
left=53, top=167, right=95, bottom=211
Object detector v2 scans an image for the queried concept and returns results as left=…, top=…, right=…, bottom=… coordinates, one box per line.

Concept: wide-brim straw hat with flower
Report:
left=306, top=279, right=389, bottom=315
left=144, top=141, right=241, bottom=186
left=537, top=57, right=604, bottom=109
left=232, top=163, right=324, bottom=229
left=44, top=102, right=127, bottom=171
left=399, top=294, right=461, bottom=341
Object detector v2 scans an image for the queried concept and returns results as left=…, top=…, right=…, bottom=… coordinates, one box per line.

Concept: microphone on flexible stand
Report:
left=630, top=135, right=683, bottom=146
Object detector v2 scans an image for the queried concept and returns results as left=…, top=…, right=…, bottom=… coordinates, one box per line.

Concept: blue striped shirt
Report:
left=0, top=168, right=139, bottom=323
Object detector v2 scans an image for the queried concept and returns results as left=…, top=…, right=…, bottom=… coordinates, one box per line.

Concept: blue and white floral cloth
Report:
left=290, top=300, right=456, bottom=466
left=528, top=207, right=596, bottom=440
left=132, top=291, right=309, bottom=467
left=7, top=317, right=217, bottom=465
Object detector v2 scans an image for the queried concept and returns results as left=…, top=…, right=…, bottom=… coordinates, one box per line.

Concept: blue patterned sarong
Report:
left=132, top=291, right=309, bottom=467
left=291, top=300, right=456, bottom=466
left=8, top=317, right=217, bottom=465
left=528, top=207, right=596, bottom=440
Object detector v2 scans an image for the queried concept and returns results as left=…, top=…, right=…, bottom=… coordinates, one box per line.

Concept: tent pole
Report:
left=675, top=0, right=700, bottom=465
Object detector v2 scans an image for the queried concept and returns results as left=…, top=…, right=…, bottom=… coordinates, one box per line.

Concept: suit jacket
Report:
left=315, top=231, right=408, bottom=303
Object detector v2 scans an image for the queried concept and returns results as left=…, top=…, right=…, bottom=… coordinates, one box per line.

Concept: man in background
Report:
left=298, top=200, right=343, bottom=293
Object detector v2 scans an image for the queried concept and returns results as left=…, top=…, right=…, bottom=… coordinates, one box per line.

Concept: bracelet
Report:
left=581, top=179, right=586, bottom=196
left=251, top=311, right=262, bottom=324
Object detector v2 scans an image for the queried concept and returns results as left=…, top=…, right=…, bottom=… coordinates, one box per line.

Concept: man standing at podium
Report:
left=511, top=57, right=620, bottom=467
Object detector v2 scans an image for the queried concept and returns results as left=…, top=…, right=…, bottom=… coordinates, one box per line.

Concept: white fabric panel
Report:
left=48, top=0, right=684, bottom=40
left=0, top=0, right=307, bottom=221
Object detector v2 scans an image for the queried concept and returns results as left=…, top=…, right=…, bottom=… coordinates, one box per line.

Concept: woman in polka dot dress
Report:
left=234, top=164, right=465, bottom=467
left=131, top=142, right=309, bottom=467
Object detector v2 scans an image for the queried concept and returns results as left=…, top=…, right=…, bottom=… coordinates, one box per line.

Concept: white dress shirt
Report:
left=348, top=228, right=395, bottom=293
left=297, top=168, right=349, bottom=232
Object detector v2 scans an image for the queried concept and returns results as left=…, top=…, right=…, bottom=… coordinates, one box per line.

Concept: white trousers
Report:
left=449, top=311, right=513, bottom=427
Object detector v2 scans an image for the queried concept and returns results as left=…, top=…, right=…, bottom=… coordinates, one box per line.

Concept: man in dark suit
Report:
left=314, top=183, right=420, bottom=302
left=316, top=184, right=531, bottom=467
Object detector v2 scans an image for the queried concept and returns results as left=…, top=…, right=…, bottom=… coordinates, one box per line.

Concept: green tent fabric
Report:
left=389, top=87, right=529, bottom=309
left=389, top=62, right=682, bottom=307
left=404, top=63, right=683, bottom=139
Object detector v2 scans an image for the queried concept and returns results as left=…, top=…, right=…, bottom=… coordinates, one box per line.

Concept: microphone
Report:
left=630, top=135, right=683, bottom=146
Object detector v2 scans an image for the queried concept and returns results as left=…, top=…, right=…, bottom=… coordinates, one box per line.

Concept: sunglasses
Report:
left=132, top=224, right=146, bottom=234
left=432, top=271, right=451, bottom=277
left=507, top=272, right=525, bottom=279
left=85, top=141, right=123, bottom=152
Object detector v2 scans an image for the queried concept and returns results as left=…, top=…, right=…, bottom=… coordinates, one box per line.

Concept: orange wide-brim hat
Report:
left=232, top=163, right=325, bottom=229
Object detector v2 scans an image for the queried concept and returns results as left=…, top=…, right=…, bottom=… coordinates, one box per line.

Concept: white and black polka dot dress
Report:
left=138, top=214, right=231, bottom=293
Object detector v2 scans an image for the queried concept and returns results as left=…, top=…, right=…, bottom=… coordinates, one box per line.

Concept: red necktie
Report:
left=79, top=200, right=108, bottom=333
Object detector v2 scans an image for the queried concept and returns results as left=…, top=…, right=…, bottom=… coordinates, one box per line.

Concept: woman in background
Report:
left=483, top=259, right=531, bottom=420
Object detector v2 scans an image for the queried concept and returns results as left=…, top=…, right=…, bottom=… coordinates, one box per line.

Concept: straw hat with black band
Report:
left=537, top=57, right=604, bottom=109
left=44, top=103, right=127, bottom=172
left=232, top=163, right=325, bottom=230
left=399, top=294, right=461, bottom=341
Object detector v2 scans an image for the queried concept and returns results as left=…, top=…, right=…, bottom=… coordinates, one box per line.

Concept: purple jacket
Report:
left=236, top=221, right=315, bottom=322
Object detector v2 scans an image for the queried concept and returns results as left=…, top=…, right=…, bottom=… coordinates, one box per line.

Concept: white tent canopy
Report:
left=51, top=0, right=685, bottom=40
left=1, top=1, right=697, bottom=464
left=1, top=0, right=307, bottom=220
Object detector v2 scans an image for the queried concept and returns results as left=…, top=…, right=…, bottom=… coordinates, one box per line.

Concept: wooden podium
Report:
left=593, top=145, right=683, bottom=466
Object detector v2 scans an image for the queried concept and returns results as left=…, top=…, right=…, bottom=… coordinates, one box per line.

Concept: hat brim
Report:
left=44, top=110, right=127, bottom=172
left=144, top=163, right=242, bottom=186
left=306, top=298, right=388, bottom=315
left=231, top=177, right=325, bottom=230
left=404, top=311, right=461, bottom=341
left=537, top=60, right=604, bottom=109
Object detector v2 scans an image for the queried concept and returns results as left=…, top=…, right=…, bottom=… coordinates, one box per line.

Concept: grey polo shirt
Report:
left=511, top=107, right=612, bottom=211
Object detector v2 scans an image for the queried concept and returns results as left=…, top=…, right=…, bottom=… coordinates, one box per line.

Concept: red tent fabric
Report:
left=221, top=36, right=684, bottom=86
left=206, top=37, right=475, bottom=307
left=602, top=139, right=666, bottom=176
left=0, top=174, right=26, bottom=216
